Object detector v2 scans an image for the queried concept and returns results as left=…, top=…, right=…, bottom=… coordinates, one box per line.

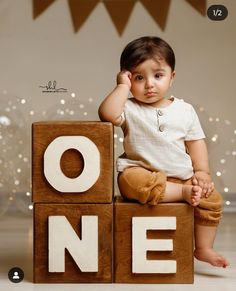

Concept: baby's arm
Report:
left=98, top=71, right=131, bottom=126
left=185, top=139, right=214, bottom=197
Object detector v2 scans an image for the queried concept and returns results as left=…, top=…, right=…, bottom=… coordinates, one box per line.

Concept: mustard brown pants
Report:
left=118, top=166, right=223, bottom=226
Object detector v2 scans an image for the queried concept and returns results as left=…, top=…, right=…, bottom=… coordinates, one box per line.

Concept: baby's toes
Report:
left=191, top=186, right=201, bottom=205
left=192, top=185, right=202, bottom=197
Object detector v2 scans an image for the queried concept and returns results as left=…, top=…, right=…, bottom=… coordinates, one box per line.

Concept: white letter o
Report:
left=44, top=136, right=100, bottom=192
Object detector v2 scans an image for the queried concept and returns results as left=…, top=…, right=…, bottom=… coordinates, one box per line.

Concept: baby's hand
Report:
left=117, top=70, right=132, bottom=89
left=192, top=171, right=214, bottom=198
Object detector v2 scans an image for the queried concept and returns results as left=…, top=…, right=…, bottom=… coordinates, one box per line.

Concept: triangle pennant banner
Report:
left=140, top=0, right=171, bottom=30
left=103, top=0, right=136, bottom=35
left=68, top=0, right=99, bottom=32
left=185, top=0, right=206, bottom=15
left=33, top=0, right=56, bottom=19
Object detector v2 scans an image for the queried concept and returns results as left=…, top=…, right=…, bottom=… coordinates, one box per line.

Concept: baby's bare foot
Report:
left=194, top=248, right=230, bottom=268
left=182, top=185, right=202, bottom=206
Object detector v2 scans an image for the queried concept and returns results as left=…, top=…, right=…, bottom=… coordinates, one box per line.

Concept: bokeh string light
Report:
left=0, top=90, right=93, bottom=216
left=0, top=93, right=31, bottom=215
left=195, top=103, right=235, bottom=209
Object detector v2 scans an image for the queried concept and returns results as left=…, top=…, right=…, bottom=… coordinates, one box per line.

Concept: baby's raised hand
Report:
left=117, top=70, right=132, bottom=89
left=192, top=171, right=214, bottom=198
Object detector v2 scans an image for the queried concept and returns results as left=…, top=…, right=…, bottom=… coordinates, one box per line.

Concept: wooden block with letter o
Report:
left=114, top=197, right=194, bottom=284
left=34, top=203, right=113, bottom=283
left=32, top=121, right=113, bottom=203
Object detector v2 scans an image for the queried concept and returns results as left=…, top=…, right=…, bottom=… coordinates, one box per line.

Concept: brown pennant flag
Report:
left=185, top=0, right=206, bottom=15
left=33, top=0, right=56, bottom=19
left=103, top=0, right=136, bottom=35
left=140, top=0, right=171, bottom=30
left=68, top=0, right=99, bottom=32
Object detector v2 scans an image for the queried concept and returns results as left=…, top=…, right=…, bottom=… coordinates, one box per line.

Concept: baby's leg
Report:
left=118, top=167, right=166, bottom=205
left=118, top=167, right=201, bottom=206
left=194, top=224, right=229, bottom=268
left=161, top=182, right=202, bottom=206
left=194, top=189, right=229, bottom=267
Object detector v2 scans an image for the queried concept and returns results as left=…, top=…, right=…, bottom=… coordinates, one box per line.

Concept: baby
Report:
left=99, top=36, right=229, bottom=268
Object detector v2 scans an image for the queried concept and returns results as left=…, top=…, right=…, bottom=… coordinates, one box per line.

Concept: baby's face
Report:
left=130, top=58, right=175, bottom=107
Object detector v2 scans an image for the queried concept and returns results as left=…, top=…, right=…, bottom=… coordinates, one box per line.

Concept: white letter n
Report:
left=48, top=216, right=98, bottom=272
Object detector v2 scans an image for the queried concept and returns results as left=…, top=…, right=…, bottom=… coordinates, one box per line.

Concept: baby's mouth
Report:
left=145, top=92, right=157, bottom=97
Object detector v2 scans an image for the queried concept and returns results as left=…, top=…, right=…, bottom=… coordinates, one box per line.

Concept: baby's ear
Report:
left=170, top=71, right=176, bottom=87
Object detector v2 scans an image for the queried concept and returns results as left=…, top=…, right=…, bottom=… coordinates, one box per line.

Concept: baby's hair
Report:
left=120, top=36, right=175, bottom=72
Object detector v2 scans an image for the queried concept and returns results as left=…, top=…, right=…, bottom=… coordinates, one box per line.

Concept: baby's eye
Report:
left=155, top=73, right=162, bottom=79
left=135, top=75, right=143, bottom=81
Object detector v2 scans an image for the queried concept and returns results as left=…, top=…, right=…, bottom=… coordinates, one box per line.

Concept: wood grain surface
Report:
left=32, top=121, right=113, bottom=203
left=34, top=203, right=113, bottom=283
left=114, top=197, right=194, bottom=284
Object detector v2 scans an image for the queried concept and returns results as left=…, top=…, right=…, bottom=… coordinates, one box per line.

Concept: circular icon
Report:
left=8, top=267, right=24, bottom=283
left=207, top=5, right=228, bottom=21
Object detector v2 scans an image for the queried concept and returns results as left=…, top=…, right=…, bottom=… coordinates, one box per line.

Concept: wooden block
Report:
left=114, top=197, right=194, bottom=284
left=32, top=122, right=113, bottom=203
left=34, top=203, right=113, bottom=283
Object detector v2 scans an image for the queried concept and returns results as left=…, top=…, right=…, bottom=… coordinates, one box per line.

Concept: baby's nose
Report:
left=145, top=79, right=154, bottom=88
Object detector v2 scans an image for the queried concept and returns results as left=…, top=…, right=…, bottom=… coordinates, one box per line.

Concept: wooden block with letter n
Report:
left=34, top=203, right=113, bottom=283
left=114, top=197, right=194, bottom=284
left=32, top=121, right=113, bottom=203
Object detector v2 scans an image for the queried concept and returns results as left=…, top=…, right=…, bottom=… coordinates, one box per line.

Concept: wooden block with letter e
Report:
left=114, top=197, right=194, bottom=284
left=32, top=121, right=113, bottom=203
left=34, top=203, right=113, bottom=283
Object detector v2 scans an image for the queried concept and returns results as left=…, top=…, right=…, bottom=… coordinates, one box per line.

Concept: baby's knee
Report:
left=118, top=167, right=166, bottom=204
left=202, top=189, right=223, bottom=211
left=195, top=188, right=223, bottom=226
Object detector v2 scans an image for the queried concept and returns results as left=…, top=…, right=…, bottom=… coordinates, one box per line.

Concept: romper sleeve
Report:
left=115, top=99, right=132, bottom=131
left=116, top=111, right=125, bottom=127
left=185, top=105, right=205, bottom=140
